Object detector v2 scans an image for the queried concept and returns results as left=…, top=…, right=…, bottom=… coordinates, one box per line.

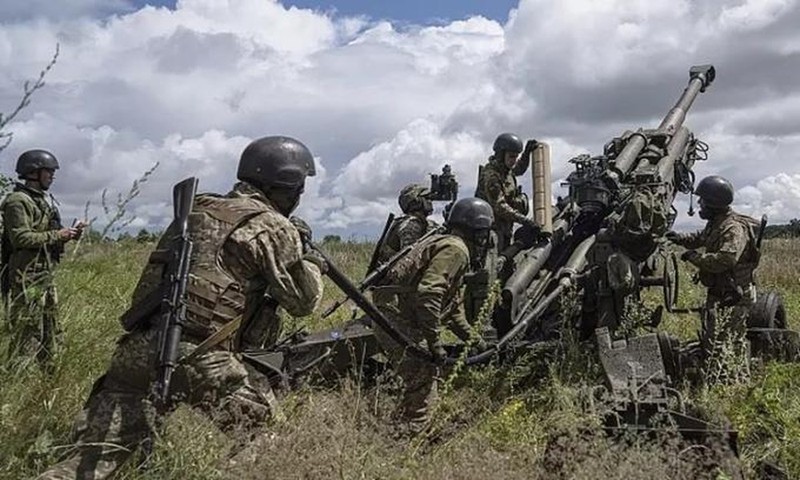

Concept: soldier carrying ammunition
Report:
left=1, top=149, right=86, bottom=371
left=667, top=175, right=761, bottom=350
left=375, top=183, right=439, bottom=265
left=372, top=197, right=492, bottom=434
left=38, top=136, right=325, bottom=480
left=475, top=133, right=540, bottom=252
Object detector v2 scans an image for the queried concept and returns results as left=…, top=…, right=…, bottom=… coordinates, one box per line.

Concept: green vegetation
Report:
left=1, top=238, right=799, bottom=479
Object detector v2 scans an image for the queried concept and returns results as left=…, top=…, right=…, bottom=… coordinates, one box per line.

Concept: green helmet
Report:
left=16, top=149, right=59, bottom=177
left=237, top=136, right=316, bottom=190
left=398, top=183, right=432, bottom=214
left=446, top=197, right=494, bottom=231
left=694, top=175, right=734, bottom=208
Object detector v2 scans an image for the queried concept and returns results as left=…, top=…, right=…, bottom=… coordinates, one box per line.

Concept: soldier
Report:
left=667, top=175, right=760, bottom=349
left=372, top=197, right=493, bottom=433
left=38, top=136, right=325, bottom=480
left=475, top=133, right=539, bottom=252
left=1, top=149, right=85, bottom=370
left=376, top=183, right=438, bottom=265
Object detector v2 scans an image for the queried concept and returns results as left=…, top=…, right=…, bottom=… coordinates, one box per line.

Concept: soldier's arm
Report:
left=228, top=214, right=323, bottom=317
left=511, top=152, right=530, bottom=176
left=689, top=225, right=746, bottom=273
left=484, top=173, right=526, bottom=224
left=673, top=230, right=706, bottom=249
left=415, top=244, right=467, bottom=347
left=446, top=286, right=472, bottom=343
left=3, top=196, right=61, bottom=249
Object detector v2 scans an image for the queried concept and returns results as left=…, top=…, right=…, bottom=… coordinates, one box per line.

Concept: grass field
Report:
left=1, top=238, right=799, bottom=479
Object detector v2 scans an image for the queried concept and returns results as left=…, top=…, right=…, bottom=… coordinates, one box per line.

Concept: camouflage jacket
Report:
left=1, top=183, right=63, bottom=290
left=128, top=182, right=323, bottom=349
left=672, top=208, right=760, bottom=295
left=376, top=214, right=438, bottom=265
left=475, top=160, right=528, bottom=234
left=377, top=234, right=473, bottom=348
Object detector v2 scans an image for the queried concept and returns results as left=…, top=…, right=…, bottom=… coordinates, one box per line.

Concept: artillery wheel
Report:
left=663, top=252, right=680, bottom=313
left=748, top=290, right=787, bottom=329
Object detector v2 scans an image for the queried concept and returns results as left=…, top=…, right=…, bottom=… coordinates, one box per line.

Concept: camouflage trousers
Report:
left=4, top=275, right=60, bottom=371
left=373, top=295, right=440, bottom=431
left=37, top=328, right=278, bottom=480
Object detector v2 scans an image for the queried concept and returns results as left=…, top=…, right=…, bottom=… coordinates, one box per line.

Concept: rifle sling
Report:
left=182, top=315, right=242, bottom=362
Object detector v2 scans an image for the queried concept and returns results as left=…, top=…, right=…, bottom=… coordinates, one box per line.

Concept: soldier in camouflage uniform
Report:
left=38, top=136, right=325, bottom=480
left=667, top=175, right=760, bottom=352
left=1, top=150, right=85, bottom=370
left=373, top=197, right=493, bottom=432
left=475, top=133, right=538, bottom=252
left=376, top=183, right=438, bottom=265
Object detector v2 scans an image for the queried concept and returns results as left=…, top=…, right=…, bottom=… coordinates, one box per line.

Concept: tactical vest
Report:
left=698, top=212, right=760, bottom=294
left=125, top=193, right=270, bottom=343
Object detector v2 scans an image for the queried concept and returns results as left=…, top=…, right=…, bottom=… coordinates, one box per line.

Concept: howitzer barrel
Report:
left=612, top=65, right=715, bottom=177
left=656, top=126, right=691, bottom=182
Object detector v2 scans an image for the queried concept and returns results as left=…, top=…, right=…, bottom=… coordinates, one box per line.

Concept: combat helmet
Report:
left=16, top=149, right=59, bottom=177
left=492, top=133, right=523, bottom=155
left=446, top=197, right=494, bottom=232
left=398, top=183, right=432, bottom=215
left=694, top=175, right=734, bottom=208
left=237, top=136, right=316, bottom=190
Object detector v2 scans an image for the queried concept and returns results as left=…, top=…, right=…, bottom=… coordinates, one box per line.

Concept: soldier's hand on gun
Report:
left=289, top=216, right=313, bottom=244
left=303, top=250, right=328, bottom=274
left=430, top=342, right=447, bottom=364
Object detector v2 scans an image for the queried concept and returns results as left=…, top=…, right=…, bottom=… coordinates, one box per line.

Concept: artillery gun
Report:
left=240, top=66, right=798, bottom=469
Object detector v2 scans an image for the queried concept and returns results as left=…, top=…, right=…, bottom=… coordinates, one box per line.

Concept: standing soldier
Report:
left=376, top=183, right=438, bottom=265
left=475, top=133, right=539, bottom=252
left=372, top=197, right=492, bottom=433
left=667, top=175, right=760, bottom=350
left=1, top=149, right=84, bottom=370
left=38, top=136, right=325, bottom=480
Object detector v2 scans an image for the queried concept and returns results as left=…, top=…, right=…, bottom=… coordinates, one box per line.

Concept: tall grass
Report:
left=1, top=238, right=798, bottom=479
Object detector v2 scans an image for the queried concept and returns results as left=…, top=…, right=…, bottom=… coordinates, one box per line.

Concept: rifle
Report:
left=321, top=225, right=443, bottom=319
left=366, top=213, right=395, bottom=275
left=153, top=177, right=198, bottom=408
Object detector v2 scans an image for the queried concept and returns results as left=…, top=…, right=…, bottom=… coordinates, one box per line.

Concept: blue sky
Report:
left=132, top=0, right=518, bottom=23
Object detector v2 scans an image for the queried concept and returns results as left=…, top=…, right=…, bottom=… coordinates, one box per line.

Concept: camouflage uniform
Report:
left=475, top=160, right=529, bottom=252
left=671, top=208, right=760, bottom=345
left=1, top=182, right=64, bottom=368
left=38, top=182, right=323, bottom=480
left=376, top=214, right=438, bottom=265
left=373, top=233, right=472, bottom=430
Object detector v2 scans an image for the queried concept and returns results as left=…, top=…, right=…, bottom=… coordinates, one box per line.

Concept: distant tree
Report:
left=323, top=234, right=342, bottom=244
left=135, top=228, right=153, bottom=243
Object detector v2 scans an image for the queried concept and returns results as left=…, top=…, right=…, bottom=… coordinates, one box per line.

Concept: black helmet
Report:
left=446, top=197, right=494, bottom=231
left=16, top=149, right=59, bottom=177
left=492, top=133, right=523, bottom=154
left=237, top=136, right=316, bottom=190
left=398, top=183, right=431, bottom=214
left=694, top=175, right=734, bottom=208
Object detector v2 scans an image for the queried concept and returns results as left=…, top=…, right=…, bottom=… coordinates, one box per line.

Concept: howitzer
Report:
left=153, top=177, right=198, bottom=408
left=496, top=65, right=716, bottom=340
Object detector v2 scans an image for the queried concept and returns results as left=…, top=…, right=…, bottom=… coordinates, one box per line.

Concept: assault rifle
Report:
left=153, top=177, right=197, bottom=408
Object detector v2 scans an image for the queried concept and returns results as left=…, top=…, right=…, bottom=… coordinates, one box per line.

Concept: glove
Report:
left=303, top=250, right=328, bottom=274
left=680, top=250, right=699, bottom=262
left=665, top=230, right=681, bottom=243
left=430, top=343, right=447, bottom=364
left=290, top=216, right=312, bottom=244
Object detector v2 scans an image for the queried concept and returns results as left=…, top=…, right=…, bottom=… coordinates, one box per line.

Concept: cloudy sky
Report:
left=0, top=0, right=798, bottom=238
